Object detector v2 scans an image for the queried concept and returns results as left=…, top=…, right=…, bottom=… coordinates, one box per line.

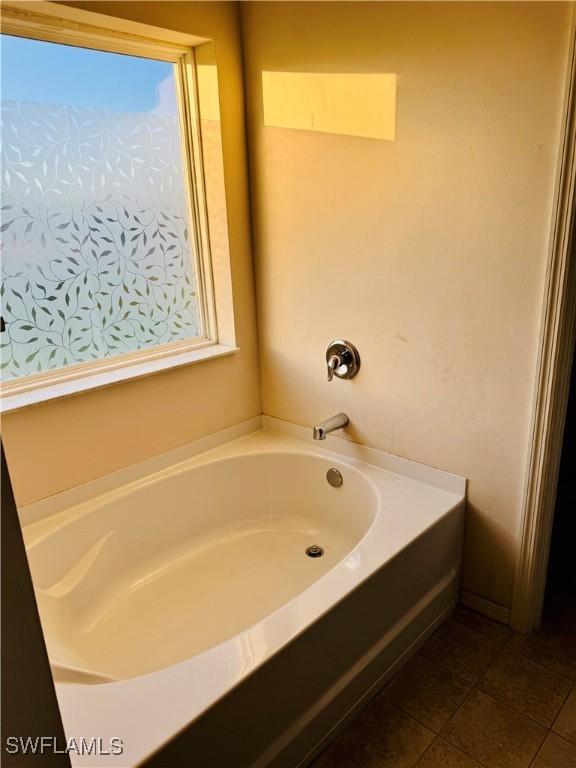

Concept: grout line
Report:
left=543, top=730, right=576, bottom=751
left=451, top=613, right=513, bottom=645
left=439, top=683, right=477, bottom=732
left=462, top=616, right=576, bottom=692
left=471, top=687, right=553, bottom=732
left=418, top=640, right=503, bottom=690
left=379, top=701, right=436, bottom=768
left=437, top=685, right=490, bottom=768
left=383, top=699, right=437, bottom=736
left=382, top=659, right=474, bottom=735
left=411, top=740, right=437, bottom=768
left=439, top=686, right=549, bottom=767
left=498, top=646, right=576, bottom=684
left=504, top=636, right=576, bottom=683
left=551, top=680, right=576, bottom=740
left=384, top=698, right=439, bottom=737
left=336, top=698, right=437, bottom=767
left=497, top=647, right=576, bottom=728
left=422, top=737, right=485, bottom=768
left=415, top=654, right=477, bottom=690
left=527, top=725, right=551, bottom=768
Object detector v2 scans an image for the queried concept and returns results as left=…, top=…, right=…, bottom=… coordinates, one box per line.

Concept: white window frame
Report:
left=0, top=3, right=236, bottom=412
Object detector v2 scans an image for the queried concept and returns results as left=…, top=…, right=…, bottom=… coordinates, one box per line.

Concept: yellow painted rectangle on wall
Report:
left=262, top=72, right=396, bottom=140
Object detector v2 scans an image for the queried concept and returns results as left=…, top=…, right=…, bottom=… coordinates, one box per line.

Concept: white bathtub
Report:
left=20, top=417, right=466, bottom=767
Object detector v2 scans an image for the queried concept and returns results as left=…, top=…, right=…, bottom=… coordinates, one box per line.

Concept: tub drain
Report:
left=306, top=545, right=324, bottom=558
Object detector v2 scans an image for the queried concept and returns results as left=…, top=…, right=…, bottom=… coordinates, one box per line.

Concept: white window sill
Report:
left=0, top=343, right=238, bottom=413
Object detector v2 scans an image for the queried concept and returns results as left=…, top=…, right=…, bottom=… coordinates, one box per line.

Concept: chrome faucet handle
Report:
left=325, top=340, right=361, bottom=382
left=327, top=354, right=341, bottom=382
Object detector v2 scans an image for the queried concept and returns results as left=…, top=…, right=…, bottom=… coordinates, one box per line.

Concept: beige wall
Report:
left=2, top=2, right=260, bottom=506
left=241, top=1, right=572, bottom=609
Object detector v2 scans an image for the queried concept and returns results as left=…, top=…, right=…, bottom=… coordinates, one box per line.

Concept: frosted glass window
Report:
left=0, top=35, right=202, bottom=382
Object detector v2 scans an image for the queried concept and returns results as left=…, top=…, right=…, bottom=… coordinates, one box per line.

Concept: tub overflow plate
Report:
left=306, top=545, right=324, bottom=558
left=326, top=468, right=343, bottom=487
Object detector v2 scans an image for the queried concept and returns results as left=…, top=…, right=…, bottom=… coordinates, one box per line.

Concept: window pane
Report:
left=0, top=35, right=202, bottom=382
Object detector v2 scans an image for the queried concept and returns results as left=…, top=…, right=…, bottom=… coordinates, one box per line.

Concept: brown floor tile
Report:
left=477, top=648, right=573, bottom=726
left=553, top=685, right=576, bottom=744
left=314, top=606, right=575, bottom=768
left=335, top=698, right=434, bottom=768
left=453, top=605, right=512, bottom=645
left=531, top=733, right=576, bottom=768
left=508, top=623, right=576, bottom=680
left=441, top=689, right=546, bottom=768
left=312, top=744, right=360, bottom=768
left=419, top=619, right=501, bottom=684
left=415, top=738, right=483, bottom=767
left=383, top=654, right=470, bottom=732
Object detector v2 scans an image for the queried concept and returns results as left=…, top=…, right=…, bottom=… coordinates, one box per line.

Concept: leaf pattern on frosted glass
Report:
left=0, top=100, right=201, bottom=381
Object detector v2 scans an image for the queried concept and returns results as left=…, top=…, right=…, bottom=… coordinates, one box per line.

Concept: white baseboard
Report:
left=461, top=590, right=511, bottom=626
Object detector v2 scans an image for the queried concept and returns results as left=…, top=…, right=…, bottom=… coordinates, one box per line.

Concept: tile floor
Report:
left=312, top=602, right=576, bottom=768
